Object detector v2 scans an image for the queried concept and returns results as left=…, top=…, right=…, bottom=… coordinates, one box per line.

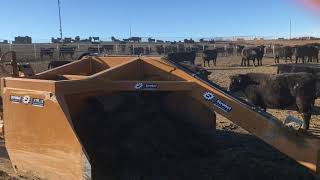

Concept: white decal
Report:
left=22, top=96, right=31, bottom=105
left=203, top=92, right=215, bottom=101
left=134, top=83, right=144, bottom=89
left=32, top=98, right=45, bottom=107
left=134, top=83, right=158, bottom=90
left=202, top=92, right=232, bottom=113
left=10, top=95, right=21, bottom=103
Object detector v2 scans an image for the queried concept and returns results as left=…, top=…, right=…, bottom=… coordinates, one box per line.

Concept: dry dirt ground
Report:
left=0, top=57, right=319, bottom=179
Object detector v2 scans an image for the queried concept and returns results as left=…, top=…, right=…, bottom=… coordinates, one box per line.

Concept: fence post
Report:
left=98, top=44, right=100, bottom=54
left=272, top=45, right=275, bottom=56
left=264, top=46, right=267, bottom=55
left=132, top=44, right=135, bottom=55
left=33, top=44, right=37, bottom=60
left=115, top=44, right=118, bottom=54
left=202, top=44, right=205, bottom=51
left=9, top=43, right=12, bottom=51
left=224, top=45, right=227, bottom=56
left=57, top=43, right=60, bottom=61
left=163, top=45, right=166, bottom=54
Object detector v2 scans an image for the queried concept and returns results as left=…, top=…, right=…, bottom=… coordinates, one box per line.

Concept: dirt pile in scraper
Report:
left=72, top=92, right=315, bottom=180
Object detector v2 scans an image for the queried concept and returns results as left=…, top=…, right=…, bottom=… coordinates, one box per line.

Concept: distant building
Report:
left=64, top=37, right=73, bottom=43
left=184, top=38, right=195, bottom=44
left=0, top=40, right=9, bottom=44
left=13, top=36, right=32, bottom=44
left=123, top=37, right=142, bottom=43
left=74, top=36, right=81, bottom=42
left=111, top=36, right=120, bottom=42
left=51, top=37, right=62, bottom=43
left=148, top=38, right=155, bottom=43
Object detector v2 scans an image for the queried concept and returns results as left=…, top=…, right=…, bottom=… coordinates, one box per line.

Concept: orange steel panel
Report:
left=93, top=56, right=137, bottom=68
left=36, top=58, right=92, bottom=78
left=55, top=81, right=194, bottom=94
left=2, top=56, right=320, bottom=179
left=3, top=78, right=56, bottom=93
left=3, top=89, right=86, bottom=179
left=90, top=58, right=141, bottom=81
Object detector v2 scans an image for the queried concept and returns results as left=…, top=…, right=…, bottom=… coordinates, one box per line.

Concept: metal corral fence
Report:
left=0, top=42, right=277, bottom=61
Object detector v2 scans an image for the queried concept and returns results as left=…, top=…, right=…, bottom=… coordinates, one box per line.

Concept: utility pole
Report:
left=290, top=18, right=292, bottom=40
left=58, top=0, right=63, bottom=39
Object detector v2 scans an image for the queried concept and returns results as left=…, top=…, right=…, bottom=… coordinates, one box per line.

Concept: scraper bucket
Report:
left=2, top=56, right=218, bottom=179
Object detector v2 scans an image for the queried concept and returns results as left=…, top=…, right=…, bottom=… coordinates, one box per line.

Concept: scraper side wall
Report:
left=3, top=89, right=85, bottom=180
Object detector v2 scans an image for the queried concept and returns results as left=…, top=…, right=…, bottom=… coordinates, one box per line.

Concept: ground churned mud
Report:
left=72, top=92, right=316, bottom=180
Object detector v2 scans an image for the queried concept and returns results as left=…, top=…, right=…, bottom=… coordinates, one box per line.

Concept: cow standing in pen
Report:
left=274, top=46, right=294, bottom=64
left=241, top=46, right=265, bottom=67
left=229, top=73, right=317, bottom=130
left=167, top=51, right=196, bottom=65
left=294, top=45, right=319, bottom=63
left=202, top=49, right=218, bottom=67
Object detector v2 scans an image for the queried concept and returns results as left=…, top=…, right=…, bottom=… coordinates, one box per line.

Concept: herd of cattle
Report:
left=163, top=43, right=320, bottom=67
left=166, top=51, right=320, bottom=131
left=35, top=43, right=320, bottom=68
left=26, top=41, right=320, bottom=131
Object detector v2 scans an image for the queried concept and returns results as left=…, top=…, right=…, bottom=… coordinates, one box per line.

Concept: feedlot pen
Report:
left=0, top=56, right=320, bottom=179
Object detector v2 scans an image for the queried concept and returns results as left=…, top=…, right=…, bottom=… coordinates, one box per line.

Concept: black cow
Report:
left=241, top=46, right=265, bottom=66
left=254, top=45, right=265, bottom=66
left=167, top=52, right=196, bottom=65
left=88, top=47, right=103, bottom=54
left=40, top=48, right=54, bottom=60
left=216, top=47, right=226, bottom=57
left=229, top=73, right=317, bottom=130
left=274, top=46, right=294, bottom=64
left=186, top=46, right=199, bottom=53
left=241, top=47, right=257, bottom=66
left=176, top=44, right=185, bottom=52
left=236, top=45, right=245, bottom=56
left=102, top=45, right=114, bottom=53
left=156, top=45, right=164, bottom=55
left=277, top=64, right=320, bottom=74
left=226, top=46, right=234, bottom=56
left=180, top=62, right=212, bottom=81
left=277, top=64, right=320, bottom=97
left=293, top=45, right=319, bottom=63
left=130, top=46, right=144, bottom=55
left=88, top=46, right=113, bottom=54
left=306, top=45, right=319, bottom=63
left=59, top=46, right=76, bottom=59
left=202, top=49, right=218, bottom=67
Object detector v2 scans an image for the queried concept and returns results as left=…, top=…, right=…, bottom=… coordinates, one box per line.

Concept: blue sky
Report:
left=0, top=0, right=319, bottom=42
